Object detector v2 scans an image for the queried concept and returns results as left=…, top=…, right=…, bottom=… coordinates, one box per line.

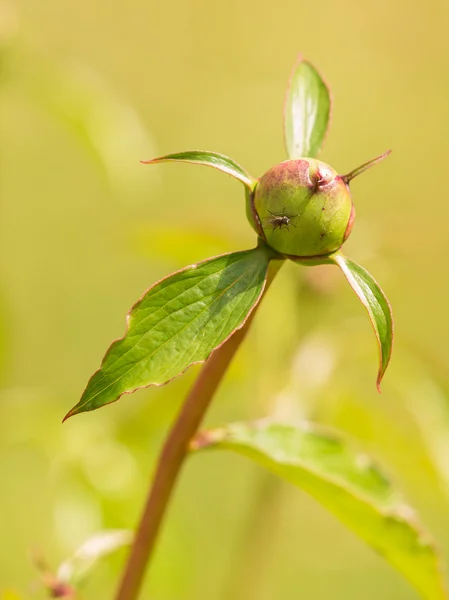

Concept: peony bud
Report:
left=250, top=152, right=390, bottom=259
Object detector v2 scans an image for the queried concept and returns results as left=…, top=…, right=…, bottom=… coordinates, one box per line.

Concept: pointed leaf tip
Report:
left=343, top=150, right=392, bottom=184
left=332, top=253, right=394, bottom=389
left=284, top=55, right=332, bottom=159
left=192, top=420, right=445, bottom=600
left=141, top=150, right=256, bottom=190
left=65, top=246, right=274, bottom=418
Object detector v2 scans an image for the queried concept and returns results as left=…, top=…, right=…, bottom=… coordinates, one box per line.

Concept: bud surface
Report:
left=253, top=159, right=354, bottom=257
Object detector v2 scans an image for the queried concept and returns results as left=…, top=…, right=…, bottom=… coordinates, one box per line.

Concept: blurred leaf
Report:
left=142, top=150, right=256, bottom=190
left=192, top=420, right=446, bottom=600
left=57, top=529, right=132, bottom=586
left=332, top=253, right=393, bottom=390
left=14, top=52, right=157, bottom=200
left=65, top=244, right=274, bottom=418
left=284, top=56, right=331, bottom=159
left=390, top=350, right=449, bottom=498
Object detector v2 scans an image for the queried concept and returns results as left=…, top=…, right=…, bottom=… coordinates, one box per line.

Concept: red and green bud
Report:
left=249, top=152, right=390, bottom=259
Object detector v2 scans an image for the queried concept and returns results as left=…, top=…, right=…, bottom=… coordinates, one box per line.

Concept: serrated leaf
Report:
left=142, top=150, right=256, bottom=190
left=57, top=530, right=132, bottom=585
left=192, top=420, right=446, bottom=600
left=332, top=253, right=393, bottom=390
left=65, top=245, right=274, bottom=419
left=284, top=56, right=332, bottom=159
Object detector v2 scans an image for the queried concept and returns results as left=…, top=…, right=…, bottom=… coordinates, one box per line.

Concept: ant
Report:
left=264, top=207, right=298, bottom=231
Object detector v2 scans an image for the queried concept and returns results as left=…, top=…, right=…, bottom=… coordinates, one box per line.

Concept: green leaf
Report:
left=331, top=253, right=394, bottom=390
left=142, top=150, right=256, bottom=190
left=284, top=56, right=332, bottom=159
left=57, top=530, right=132, bottom=585
left=65, top=245, right=274, bottom=419
left=192, top=420, right=446, bottom=600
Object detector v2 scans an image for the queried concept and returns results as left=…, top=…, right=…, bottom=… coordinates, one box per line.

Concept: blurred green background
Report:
left=2, top=0, right=449, bottom=598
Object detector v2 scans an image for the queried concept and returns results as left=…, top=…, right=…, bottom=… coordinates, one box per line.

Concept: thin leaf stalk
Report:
left=114, top=259, right=283, bottom=600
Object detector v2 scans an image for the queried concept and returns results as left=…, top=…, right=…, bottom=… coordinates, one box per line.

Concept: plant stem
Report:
left=114, top=260, right=282, bottom=600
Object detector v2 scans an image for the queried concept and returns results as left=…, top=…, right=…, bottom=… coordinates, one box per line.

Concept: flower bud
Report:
left=252, top=158, right=353, bottom=258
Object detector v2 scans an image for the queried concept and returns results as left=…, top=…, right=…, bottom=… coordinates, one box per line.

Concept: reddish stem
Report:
left=114, top=261, right=282, bottom=600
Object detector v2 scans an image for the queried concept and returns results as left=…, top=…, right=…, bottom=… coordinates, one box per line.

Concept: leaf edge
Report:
left=63, top=246, right=275, bottom=421
left=141, top=150, right=257, bottom=190
left=331, top=252, right=394, bottom=391
left=283, top=54, right=333, bottom=160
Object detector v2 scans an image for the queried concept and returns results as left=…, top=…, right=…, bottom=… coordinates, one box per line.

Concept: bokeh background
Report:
left=2, top=0, right=449, bottom=598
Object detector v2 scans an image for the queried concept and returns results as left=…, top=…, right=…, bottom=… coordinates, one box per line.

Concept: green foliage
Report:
left=61, top=51, right=416, bottom=600
left=192, top=420, right=446, bottom=600
left=331, top=253, right=393, bottom=389
left=70, top=56, right=393, bottom=419
left=66, top=244, right=274, bottom=418
left=3, top=2, right=449, bottom=599
left=142, top=150, right=257, bottom=190
left=283, top=56, right=332, bottom=159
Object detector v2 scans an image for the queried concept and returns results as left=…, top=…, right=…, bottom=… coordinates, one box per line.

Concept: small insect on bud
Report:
left=251, top=152, right=390, bottom=258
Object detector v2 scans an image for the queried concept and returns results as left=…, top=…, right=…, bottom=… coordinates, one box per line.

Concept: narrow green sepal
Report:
left=142, top=150, right=256, bottom=190
left=284, top=55, right=332, bottom=159
left=331, top=252, right=394, bottom=390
